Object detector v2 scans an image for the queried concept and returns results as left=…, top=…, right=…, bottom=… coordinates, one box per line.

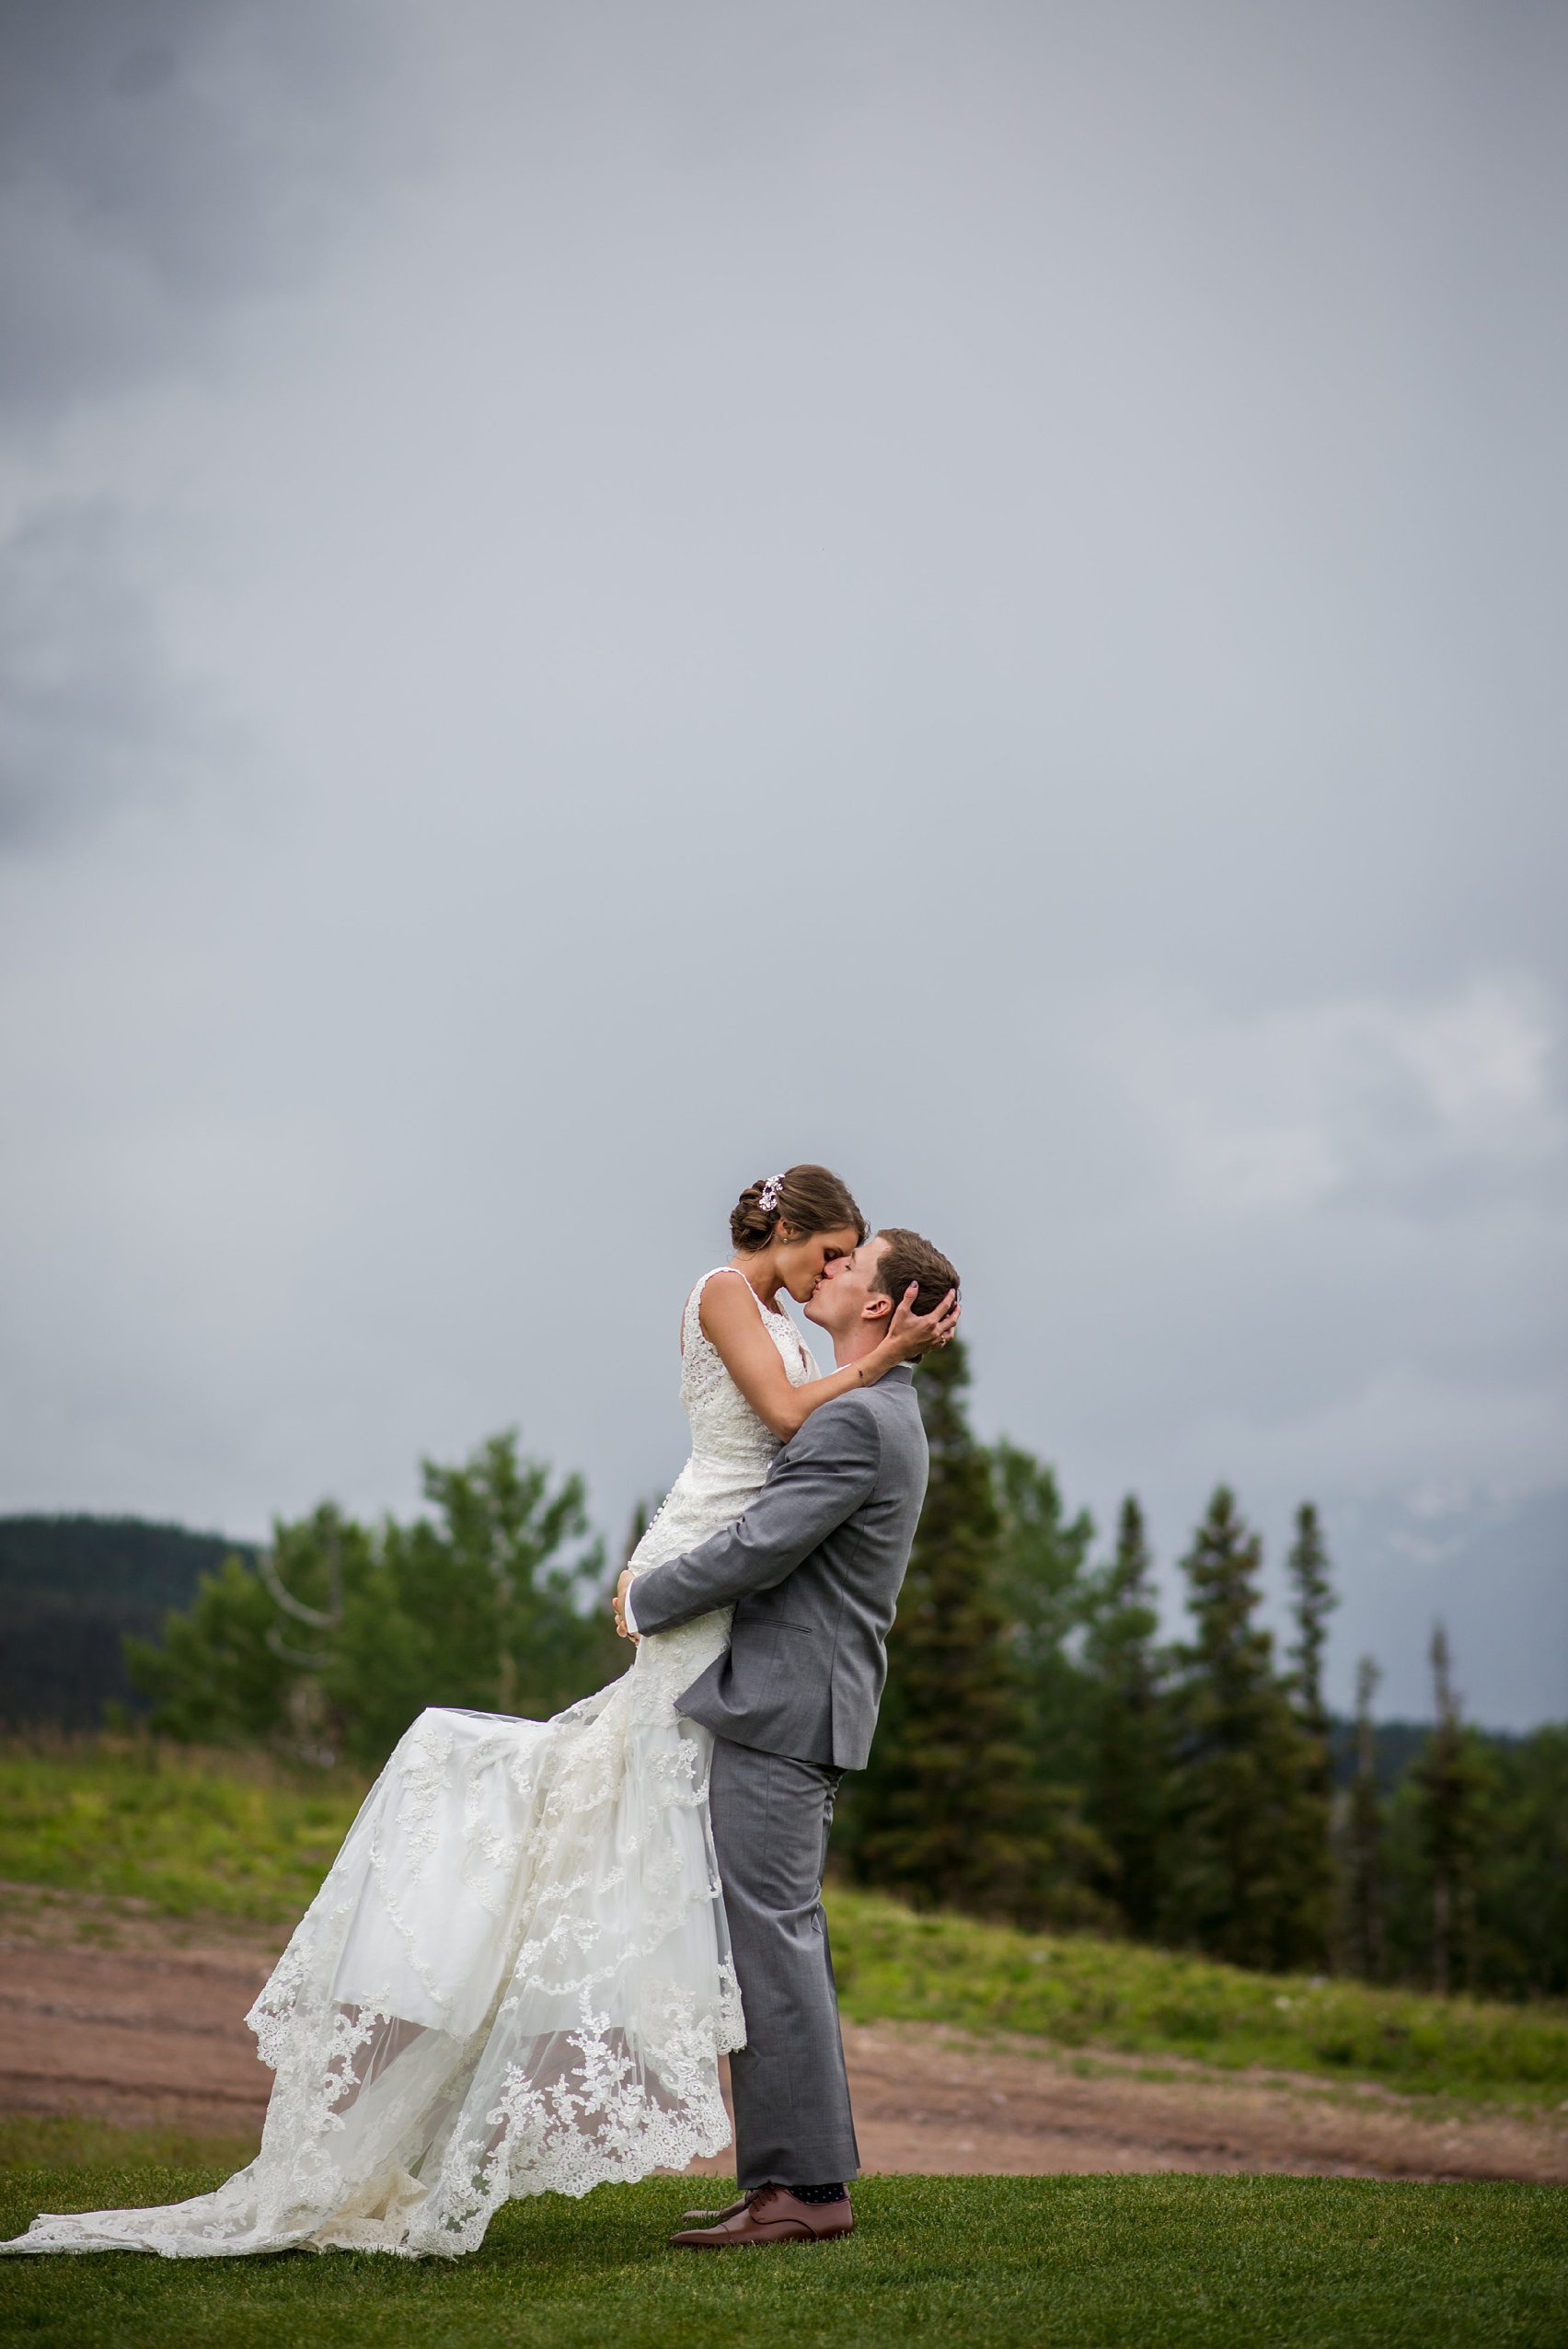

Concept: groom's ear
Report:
left=863, top=1288, right=894, bottom=1324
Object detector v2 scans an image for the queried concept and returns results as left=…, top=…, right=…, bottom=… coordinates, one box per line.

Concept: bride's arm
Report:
left=699, top=1269, right=956, bottom=1441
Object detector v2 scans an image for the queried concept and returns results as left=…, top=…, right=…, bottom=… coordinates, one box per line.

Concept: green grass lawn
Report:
left=4, top=1740, right=1566, bottom=2112
left=3, top=1745, right=1565, bottom=2346
left=1, top=2172, right=1563, bottom=2349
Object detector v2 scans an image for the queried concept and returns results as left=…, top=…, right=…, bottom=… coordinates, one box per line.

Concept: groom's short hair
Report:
left=871, top=1228, right=960, bottom=1319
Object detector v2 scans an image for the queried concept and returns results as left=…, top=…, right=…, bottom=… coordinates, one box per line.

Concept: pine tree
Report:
left=1283, top=1501, right=1338, bottom=1967
left=1411, top=1622, right=1491, bottom=1996
left=991, top=1441, right=1099, bottom=1785
left=1286, top=1504, right=1336, bottom=1784
left=1343, top=1654, right=1385, bottom=1980
left=1160, top=1486, right=1320, bottom=1972
left=1081, top=1495, right=1165, bottom=1937
left=847, top=1340, right=1053, bottom=1924
left=1472, top=1724, right=1568, bottom=1998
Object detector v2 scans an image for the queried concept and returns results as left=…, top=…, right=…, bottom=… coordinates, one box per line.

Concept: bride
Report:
left=3, top=1164, right=952, bottom=2260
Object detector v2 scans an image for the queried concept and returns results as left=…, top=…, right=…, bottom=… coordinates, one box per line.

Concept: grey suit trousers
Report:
left=709, top=1736, right=859, bottom=2189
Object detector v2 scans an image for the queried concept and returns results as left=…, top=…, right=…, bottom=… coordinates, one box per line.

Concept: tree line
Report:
left=123, top=1349, right=1565, bottom=1999
left=125, top=1435, right=621, bottom=1769
left=843, top=1342, right=1567, bottom=2002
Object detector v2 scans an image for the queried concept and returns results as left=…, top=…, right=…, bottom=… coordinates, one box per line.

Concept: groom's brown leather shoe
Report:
left=669, top=2184, right=853, bottom=2249
left=679, top=2192, right=755, bottom=2226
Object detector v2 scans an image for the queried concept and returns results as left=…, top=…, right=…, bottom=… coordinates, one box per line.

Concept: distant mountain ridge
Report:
left=0, top=1514, right=255, bottom=1729
left=1320, top=1485, right=1568, bottom=1730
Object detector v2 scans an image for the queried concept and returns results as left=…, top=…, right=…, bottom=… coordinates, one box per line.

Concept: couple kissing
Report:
left=3, top=1164, right=958, bottom=2261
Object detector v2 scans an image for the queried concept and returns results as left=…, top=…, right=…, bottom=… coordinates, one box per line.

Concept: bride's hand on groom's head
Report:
left=885, top=1282, right=961, bottom=1360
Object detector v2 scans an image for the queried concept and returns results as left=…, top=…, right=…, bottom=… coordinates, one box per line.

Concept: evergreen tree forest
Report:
left=27, top=1347, right=1566, bottom=2003
left=840, top=1347, right=1566, bottom=2004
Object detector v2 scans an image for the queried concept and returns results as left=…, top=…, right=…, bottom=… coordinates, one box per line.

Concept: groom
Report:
left=614, top=1226, right=960, bottom=2249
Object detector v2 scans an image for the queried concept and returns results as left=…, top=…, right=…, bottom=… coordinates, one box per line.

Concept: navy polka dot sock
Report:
left=787, top=2182, right=847, bottom=2204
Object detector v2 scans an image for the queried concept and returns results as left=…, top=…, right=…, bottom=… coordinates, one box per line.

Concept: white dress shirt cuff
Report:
left=621, top=1580, right=639, bottom=1636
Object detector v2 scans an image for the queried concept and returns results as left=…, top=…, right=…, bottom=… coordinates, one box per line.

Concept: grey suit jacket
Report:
left=627, top=1364, right=928, bottom=1771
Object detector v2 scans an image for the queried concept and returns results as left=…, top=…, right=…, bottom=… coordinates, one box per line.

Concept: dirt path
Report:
left=2, top=1889, right=1563, bottom=2184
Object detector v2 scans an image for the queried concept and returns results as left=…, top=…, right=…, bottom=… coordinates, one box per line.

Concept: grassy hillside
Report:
left=0, top=1740, right=357, bottom=1921
left=3, top=1739, right=1566, bottom=2112
left=829, top=1893, right=1568, bottom=2105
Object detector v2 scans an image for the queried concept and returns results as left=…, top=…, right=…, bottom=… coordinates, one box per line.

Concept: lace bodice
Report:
left=679, top=1267, right=817, bottom=1466
left=625, top=1267, right=820, bottom=1707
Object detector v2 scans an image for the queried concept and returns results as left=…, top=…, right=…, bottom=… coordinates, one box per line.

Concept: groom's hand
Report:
left=613, top=1568, right=639, bottom=1643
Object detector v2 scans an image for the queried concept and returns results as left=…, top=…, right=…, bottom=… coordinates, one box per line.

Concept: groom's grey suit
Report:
left=626, top=1363, right=928, bottom=2189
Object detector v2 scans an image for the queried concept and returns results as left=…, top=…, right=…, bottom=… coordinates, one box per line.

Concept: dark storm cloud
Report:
left=0, top=499, right=232, bottom=847
left=0, top=0, right=431, bottom=411
left=0, top=0, right=1563, bottom=1726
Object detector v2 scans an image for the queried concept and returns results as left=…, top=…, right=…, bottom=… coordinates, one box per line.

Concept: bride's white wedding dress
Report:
left=2, top=1270, right=818, bottom=2260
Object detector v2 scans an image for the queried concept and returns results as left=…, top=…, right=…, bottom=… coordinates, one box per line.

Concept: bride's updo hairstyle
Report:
left=730, top=1164, right=868, bottom=1253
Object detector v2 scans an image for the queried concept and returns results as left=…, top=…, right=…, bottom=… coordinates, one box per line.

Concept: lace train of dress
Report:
left=1, top=1270, right=816, bottom=2259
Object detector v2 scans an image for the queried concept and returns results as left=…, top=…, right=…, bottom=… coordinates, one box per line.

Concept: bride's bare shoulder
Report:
left=696, top=1265, right=760, bottom=1338
left=680, top=1264, right=748, bottom=1352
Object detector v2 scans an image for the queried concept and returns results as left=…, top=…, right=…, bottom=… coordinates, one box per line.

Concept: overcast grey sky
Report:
left=3, top=1, right=1564, bottom=1723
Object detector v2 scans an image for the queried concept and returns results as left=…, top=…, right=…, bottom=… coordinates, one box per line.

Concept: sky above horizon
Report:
left=3, top=1, right=1564, bottom=1724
